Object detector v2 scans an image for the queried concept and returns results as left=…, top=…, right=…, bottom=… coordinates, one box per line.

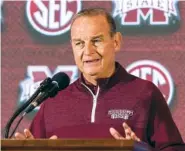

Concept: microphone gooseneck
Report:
left=4, top=72, right=70, bottom=138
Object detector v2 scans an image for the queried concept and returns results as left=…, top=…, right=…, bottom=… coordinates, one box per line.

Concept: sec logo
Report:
left=26, top=0, right=82, bottom=36
left=126, top=60, right=174, bottom=105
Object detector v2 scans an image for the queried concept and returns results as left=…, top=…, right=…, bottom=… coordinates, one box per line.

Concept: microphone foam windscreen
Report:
left=52, top=72, right=70, bottom=91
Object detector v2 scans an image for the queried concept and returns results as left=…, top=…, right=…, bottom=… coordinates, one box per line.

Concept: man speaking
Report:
left=15, top=8, right=185, bottom=150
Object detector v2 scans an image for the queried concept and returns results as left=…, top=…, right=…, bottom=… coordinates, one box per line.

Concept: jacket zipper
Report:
left=81, top=83, right=100, bottom=123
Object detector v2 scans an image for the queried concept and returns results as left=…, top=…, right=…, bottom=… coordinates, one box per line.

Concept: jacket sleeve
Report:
left=147, top=84, right=185, bottom=151
left=29, top=103, right=46, bottom=138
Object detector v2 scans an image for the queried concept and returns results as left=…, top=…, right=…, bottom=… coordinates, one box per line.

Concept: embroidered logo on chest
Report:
left=108, top=109, right=134, bottom=120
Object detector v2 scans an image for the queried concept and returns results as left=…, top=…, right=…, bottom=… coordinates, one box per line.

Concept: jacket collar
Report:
left=75, top=62, right=131, bottom=93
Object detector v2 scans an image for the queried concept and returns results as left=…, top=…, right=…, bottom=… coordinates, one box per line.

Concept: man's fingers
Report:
left=130, top=132, right=141, bottom=142
left=123, top=122, right=141, bottom=141
left=130, top=132, right=137, bottom=140
left=109, top=127, right=125, bottom=140
left=49, top=135, right=58, bottom=139
left=123, top=122, right=132, bottom=139
left=14, top=129, right=34, bottom=140
left=123, top=122, right=131, bottom=132
left=125, top=128, right=132, bottom=139
left=131, top=132, right=141, bottom=142
left=14, top=129, right=57, bottom=140
left=24, top=129, right=34, bottom=139
left=15, top=132, right=26, bottom=140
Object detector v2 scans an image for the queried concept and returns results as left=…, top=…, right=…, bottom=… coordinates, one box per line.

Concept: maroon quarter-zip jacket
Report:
left=30, top=62, right=184, bottom=150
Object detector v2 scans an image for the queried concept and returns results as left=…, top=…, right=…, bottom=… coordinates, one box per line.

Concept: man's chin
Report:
left=84, top=70, right=100, bottom=77
left=88, top=72, right=99, bottom=77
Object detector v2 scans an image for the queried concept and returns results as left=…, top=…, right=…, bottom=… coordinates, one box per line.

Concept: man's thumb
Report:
left=49, top=135, right=58, bottom=139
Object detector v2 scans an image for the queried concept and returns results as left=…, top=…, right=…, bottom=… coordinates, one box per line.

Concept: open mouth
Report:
left=84, top=59, right=100, bottom=63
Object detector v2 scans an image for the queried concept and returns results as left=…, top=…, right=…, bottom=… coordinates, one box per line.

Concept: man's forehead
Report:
left=71, top=15, right=110, bottom=40
left=72, top=14, right=107, bottom=25
left=71, top=15, right=108, bottom=31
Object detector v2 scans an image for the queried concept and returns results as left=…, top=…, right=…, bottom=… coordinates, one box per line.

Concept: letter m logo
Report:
left=18, top=65, right=78, bottom=104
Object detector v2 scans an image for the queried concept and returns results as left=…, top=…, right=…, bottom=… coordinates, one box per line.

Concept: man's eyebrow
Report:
left=71, top=38, right=82, bottom=42
left=71, top=35, right=104, bottom=41
left=91, top=34, right=104, bottom=39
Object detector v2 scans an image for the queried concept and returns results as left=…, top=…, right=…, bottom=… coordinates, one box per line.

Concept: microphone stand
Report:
left=4, top=78, right=52, bottom=138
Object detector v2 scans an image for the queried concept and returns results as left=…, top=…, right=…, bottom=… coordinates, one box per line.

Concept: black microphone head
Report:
left=51, top=72, right=70, bottom=91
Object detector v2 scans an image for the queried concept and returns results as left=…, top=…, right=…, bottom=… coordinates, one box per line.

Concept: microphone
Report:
left=13, top=77, right=53, bottom=116
left=24, top=72, right=70, bottom=114
left=4, top=72, right=70, bottom=138
left=4, top=77, right=53, bottom=138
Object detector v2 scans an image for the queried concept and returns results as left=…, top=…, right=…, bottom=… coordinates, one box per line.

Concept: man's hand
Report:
left=14, top=129, right=57, bottom=140
left=110, top=122, right=141, bottom=142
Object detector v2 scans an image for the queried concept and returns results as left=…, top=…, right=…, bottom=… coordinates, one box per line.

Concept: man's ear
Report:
left=114, top=32, right=122, bottom=52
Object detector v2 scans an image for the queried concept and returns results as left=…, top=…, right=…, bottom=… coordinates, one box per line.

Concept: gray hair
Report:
left=70, top=8, right=116, bottom=36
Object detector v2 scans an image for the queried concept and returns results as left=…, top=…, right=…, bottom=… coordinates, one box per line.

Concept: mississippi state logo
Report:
left=108, top=109, right=134, bottom=120
left=126, top=60, right=174, bottom=105
left=18, top=65, right=79, bottom=111
left=26, top=0, right=82, bottom=36
left=112, top=0, right=180, bottom=34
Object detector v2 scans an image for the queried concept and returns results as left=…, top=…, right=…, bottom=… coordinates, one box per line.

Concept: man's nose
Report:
left=84, top=42, right=95, bottom=55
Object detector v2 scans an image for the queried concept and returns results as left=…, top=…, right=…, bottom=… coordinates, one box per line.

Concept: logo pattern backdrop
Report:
left=26, top=0, right=82, bottom=36
left=126, top=60, right=174, bottom=106
left=112, top=0, right=180, bottom=34
left=1, top=1, right=185, bottom=140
